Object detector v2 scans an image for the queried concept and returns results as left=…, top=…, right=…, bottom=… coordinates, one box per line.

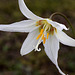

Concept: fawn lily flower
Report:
left=0, top=0, right=75, bottom=75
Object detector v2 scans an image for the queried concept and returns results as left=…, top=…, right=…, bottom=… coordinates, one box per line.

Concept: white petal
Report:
left=56, top=30, right=75, bottom=47
left=0, top=20, right=39, bottom=32
left=44, top=34, right=65, bottom=75
left=46, top=19, right=68, bottom=31
left=20, top=29, right=40, bottom=56
left=18, top=0, right=43, bottom=20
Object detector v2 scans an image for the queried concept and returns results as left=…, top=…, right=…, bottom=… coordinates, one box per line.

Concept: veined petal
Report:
left=44, top=34, right=59, bottom=63
left=18, top=0, right=43, bottom=20
left=0, top=20, right=39, bottom=32
left=56, top=30, right=75, bottom=47
left=44, top=34, right=65, bottom=75
left=20, top=29, right=40, bottom=56
left=46, top=19, right=68, bottom=31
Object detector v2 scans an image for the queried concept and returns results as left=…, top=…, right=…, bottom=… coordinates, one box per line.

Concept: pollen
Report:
left=42, top=34, right=44, bottom=40
left=36, top=34, right=42, bottom=40
left=43, top=37, right=46, bottom=44
left=40, top=29, right=44, bottom=34
left=47, top=33, right=49, bottom=39
left=42, top=34, right=46, bottom=44
left=36, top=19, right=57, bottom=44
left=36, top=29, right=44, bottom=40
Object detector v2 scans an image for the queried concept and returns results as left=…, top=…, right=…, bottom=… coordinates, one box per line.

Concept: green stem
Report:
left=50, top=12, right=75, bottom=37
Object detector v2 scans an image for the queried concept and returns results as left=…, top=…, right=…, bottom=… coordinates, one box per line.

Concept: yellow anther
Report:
left=42, top=34, right=44, bottom=40
left=40, top=29, right=44, bottom=34
left=36, top=29, right=44, bottom=40
left=43, top=37, right=46, bottom=44
left=36, top=34, right=42, bottom=40
left=47, top=33, right=49, bottom=39
left=41, top=34, right=46, bottom=44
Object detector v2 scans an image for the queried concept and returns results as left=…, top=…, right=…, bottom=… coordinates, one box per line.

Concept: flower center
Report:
left=36, top=20, right=57, bottom=43
left=34, top=19, right=57, bottom=51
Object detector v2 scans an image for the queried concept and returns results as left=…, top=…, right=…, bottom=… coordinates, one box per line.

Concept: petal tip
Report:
left=20, top=50, right=25, bottom=56
left=20, top=53, right=24, bottom=56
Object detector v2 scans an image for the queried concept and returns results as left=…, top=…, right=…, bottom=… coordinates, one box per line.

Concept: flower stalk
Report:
left=50, top=12, right=75, bottom=37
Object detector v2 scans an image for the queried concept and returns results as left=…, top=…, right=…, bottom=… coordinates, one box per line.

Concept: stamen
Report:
left=42, top=34, right=44, bottom=40
left=36, top=29, right=44, bottom=40
left=36, top=19, right=57, bottom=46
left=40, top=29, right=44, bottom=34
left=36, top=34, right=42, bottom=40
left=43, top=37, right=46, bottom=44
left=47, top=33, right=49, bottom=39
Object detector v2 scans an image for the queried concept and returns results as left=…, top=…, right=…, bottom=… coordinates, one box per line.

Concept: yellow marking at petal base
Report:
left=43, top=37, right=46, bottom=44
left=42, top=34, right=46, bottom=44
left=40, top=29, right=44, bottom=34
left=55, top=28, right=57, bottom=33
left=51, top=31, right=54, bottom=35
left=47, top=33, right=49, bottom=39
left=36, top=34, right=42, bottom=40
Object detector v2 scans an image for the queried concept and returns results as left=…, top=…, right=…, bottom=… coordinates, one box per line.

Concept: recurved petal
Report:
left=18, top=0, right=43, bottom=20
left=47, top=19, right=68, bottom=31
left=44, top=34, right=65, bottom=75
left=0, top=20, right=39, bottom=32
left=56, top=30, right=75, bottom=47
left=20, top=29, right=40, bottom=56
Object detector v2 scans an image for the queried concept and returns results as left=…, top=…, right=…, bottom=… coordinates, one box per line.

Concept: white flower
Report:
left=0, top=0, right=75, bottom=75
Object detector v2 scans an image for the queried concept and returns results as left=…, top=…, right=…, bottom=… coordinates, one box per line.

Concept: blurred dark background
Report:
left=0, top=0, right=75, bottom=75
